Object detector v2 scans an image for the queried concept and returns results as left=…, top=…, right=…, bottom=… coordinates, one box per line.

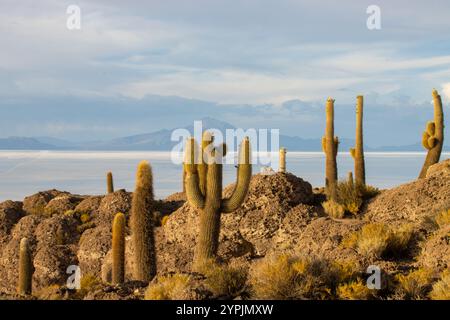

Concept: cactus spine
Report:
left=279, top=148, right=287, bottom=173
left=419, top=89, right=445, bottom=178
left=18, top=237, right=32, bottom=295
left=112, top=212, right=126, bottom=285
left=185, top=133, right=251, bottom=270
left=350, top=95, right=366, bottom=187
left=130, top=161, right=156, bottom=282
left=322, top=98, right=339, bottom=200
left=107, top=172, right=114, bottom=194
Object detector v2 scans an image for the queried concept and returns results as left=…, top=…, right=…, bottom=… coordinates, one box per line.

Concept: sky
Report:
left=0, top=0, right=450, bottom=146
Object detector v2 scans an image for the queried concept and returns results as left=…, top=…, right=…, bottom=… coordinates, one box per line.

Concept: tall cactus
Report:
left=130, top=161, right=156, bottom=282
left=322, top=98, right=339, bottom=200
left=184, top=133, right=251, bottom=270
left=18, top=237, right=32, bottom=295
left=419, top=89, right=445, bottom=178
left=279, top=148, right=287, bottom=173
left=112, top=212, right=125, bottom=285
left=107, top=171, right=114, bottom=194
left=350, top=95, right=366, bottom=187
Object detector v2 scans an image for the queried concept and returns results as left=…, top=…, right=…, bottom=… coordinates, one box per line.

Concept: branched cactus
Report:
left=349, top=95, right=366, bottom=187
left=279, top=148, right=287, bottom=173
left=322, top=98, right=339, bottom=200
left=112, top=212, right=126, bottom=285
left=184, top=133, right=251, bottom=270
left=107, top=171, right=114, bottom=194
left=18, top=237, right=33, bottom=295
left=130, top=161, right=156, bottom=282
left=419, top=89, right=445, bottom=178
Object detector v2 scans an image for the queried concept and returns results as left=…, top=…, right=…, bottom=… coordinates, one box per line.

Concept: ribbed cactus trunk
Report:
left=130, top=161, right=156, bottom=282
left=419, top=89, right=444, bottom=178
left=196, top=162, right=222, bottom=263
left=348, top=171, right=354, bottom=189
left=18, top=237, right=32, bottom=295
left=351, top=96, right=366, bottom=186
left=279, top=148, right=286, bottom=173
left=323, top=98, right=339, bottom=200
left=185, top=134, right=251, bottom=271
left=107, top=172, right=114, bottom=194
left=112, top=212, right=125, bottom=285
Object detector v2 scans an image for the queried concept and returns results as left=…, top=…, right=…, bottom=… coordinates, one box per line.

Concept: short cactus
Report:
left=419, top=89, right=444, bottom=178
left=18, top=237, right=33, bottom=295
left=107, top=172, right=114, bottom=194
left=112, top=212, right=126, bottom=285
left=322, top=98, right=339, bottom=200
left=184, top=133, right=251, bottom=270
left=348, top=171, right=354, bottom=189
left=130, top=161, right=156, bottom=282
left=279, top=148, right=287, bottom=173
left=349, top=95, right=366, bottom=187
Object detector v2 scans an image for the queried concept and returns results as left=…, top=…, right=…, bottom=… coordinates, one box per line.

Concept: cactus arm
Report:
left=221, top=137, right=251, bottom=213
left=185, top=172, right=205, bottom=209
left=419, top=89, right=445, bottom=178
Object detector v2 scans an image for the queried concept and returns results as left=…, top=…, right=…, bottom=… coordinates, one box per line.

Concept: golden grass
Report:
left=202, top=262, right=248, bottom=298
left=145, top=274, right=191, bottom=300
left=249, top=254, right=368, bottom=300
left=435, top=209, right=450, bottom=228
left=395, top=268, right=433, bottom=299
left=342, top=223, right=414, bottom=259
left=337, top=279, right=373, bottom=300
left=429, top=269, right=450, bottom=300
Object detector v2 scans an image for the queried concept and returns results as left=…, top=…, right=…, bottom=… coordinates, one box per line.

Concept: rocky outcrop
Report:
left=44, top=195, right=84, bottom=216
left=364, top=160, right=450, bottom=224
left=23, top=190, right=69, bottom=215
left=98, top=190, right=132, bottom=226
left=157, top=172, right=315, bottom=273
left=0, top=200, right=24, bottom=244
left=77, top=226, right=112, bottom=278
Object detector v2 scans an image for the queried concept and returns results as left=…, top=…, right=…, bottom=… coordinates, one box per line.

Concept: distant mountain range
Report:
left=0, top=117, right=448, bottom=152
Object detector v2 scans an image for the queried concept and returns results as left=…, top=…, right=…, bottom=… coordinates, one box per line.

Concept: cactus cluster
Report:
left=184, top=132, right=251, bottom=270
left=130, top=161, right=157, bottom=282
left=419, top=89, right=444, bottom=178
left=350, top=95, right=366, bottom=187
left=322, top=98, right=339, bottom=200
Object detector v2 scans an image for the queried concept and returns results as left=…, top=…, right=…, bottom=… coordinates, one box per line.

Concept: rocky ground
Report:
left=0, top=159, right=448, bottom=300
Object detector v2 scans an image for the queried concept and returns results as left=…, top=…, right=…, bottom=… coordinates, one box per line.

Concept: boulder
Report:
left=33, top=245, right=78, bottom=291
left=44, top=195, right=84, bottom=216
left=0, top=200, right=24, bottom=244
left=23, top=190, right=69, bottom=215
left=97, top=190, right=132, bottom=226
left=77, top=226, right=112, bottom=278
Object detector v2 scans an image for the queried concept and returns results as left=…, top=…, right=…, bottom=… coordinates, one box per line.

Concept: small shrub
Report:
left=76, top=274, right=101, bottom=298
left=336, top=180, right=363, bottom=215
left=357, top=184, right=380, bottom=199
left=80, top=213, right=90, bottom=224
left=203, top=262, right=248, bottom=298
left=395, top=268, right=433, bottom=299
left=322, top=200, right=345, bottom=218
left=337, top=279, right=373, bottom=300
left=145, top=274, right=191, bottom=300
left=342, top=223, right=414, bottom=259
left=77, top=221, right=96, bottom=234
left=435, top=209, right=450, bottom=228
left=429, top=269, right=450, bottom=300
left=249, top=254, right=363, bottom=300
left=161, top=215, right=170, bottom=226
left=35, top=284, right=62, bottom=300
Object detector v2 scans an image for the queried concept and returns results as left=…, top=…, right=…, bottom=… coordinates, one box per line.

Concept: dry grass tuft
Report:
left=435, top=209, right=450, bottom=228
left=337, top=279, right=373, bottom=300
left=144, top=274, right=191, bottom=300
left=202, top=261, right=248, bottom=298
left=429, top=269, right=450, bottom=300
left=322, top=200, right=345, bottom=218
left=395, top=268, right=434, bottom=299
left=342, top=223, right=414, bottom=259
left=249, top=254, right=368, bottom=300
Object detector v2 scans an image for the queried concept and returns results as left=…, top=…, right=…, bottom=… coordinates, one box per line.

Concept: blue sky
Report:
left=0, top=0, right=449, bottom=146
